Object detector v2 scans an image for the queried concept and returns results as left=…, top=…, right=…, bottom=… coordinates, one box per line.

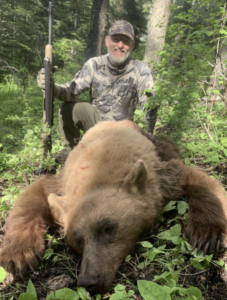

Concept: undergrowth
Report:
left=0, top=80, right=227, bottom=299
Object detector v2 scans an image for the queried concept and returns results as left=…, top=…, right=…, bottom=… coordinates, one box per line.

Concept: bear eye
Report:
left=76, top=237, right=83, bottom=245
left=74, top=231, right=84, bottom=247
left=93, top=218, right=118, bottom=243
left=103, top=225, right=114, bottom=235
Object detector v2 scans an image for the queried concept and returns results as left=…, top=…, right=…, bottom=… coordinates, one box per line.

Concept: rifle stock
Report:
left=42, top=2, right=54, bottom=157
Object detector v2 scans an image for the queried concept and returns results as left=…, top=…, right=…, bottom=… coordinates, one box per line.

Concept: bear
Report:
left=0, top=120, right=227, bottom=294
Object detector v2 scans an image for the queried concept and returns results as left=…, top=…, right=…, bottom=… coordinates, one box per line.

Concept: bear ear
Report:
left=123, top=159, right=147, bottom=194
left=48, top=193, right=70, bottom=227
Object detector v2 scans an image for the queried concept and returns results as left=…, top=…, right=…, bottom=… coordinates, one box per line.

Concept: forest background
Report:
left=0, top=0, right=227, bottom=299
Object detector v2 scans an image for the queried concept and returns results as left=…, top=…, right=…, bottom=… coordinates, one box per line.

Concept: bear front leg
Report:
left=181, top=165, right=227, bottom=253
left=0, top=177, right=54, bottom=282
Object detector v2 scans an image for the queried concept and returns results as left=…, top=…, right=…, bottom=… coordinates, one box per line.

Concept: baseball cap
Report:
left=108, top=20, right=134, bottom=41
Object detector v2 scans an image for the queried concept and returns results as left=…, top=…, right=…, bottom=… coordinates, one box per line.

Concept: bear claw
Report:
left=186, top=222, right=225, bottom=255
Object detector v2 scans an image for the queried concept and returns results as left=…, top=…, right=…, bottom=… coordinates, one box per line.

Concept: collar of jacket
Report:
left=100, top=55, right=134, bottom=76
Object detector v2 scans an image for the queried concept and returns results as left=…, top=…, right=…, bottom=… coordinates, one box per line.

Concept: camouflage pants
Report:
left=59, top=102, right=102, bottom=150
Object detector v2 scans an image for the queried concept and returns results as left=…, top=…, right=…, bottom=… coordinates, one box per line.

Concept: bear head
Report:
left=48, top=159, right=160, bottom=293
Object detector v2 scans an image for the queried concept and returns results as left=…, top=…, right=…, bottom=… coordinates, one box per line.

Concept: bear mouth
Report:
left=77, top=279, right=110, bottom=295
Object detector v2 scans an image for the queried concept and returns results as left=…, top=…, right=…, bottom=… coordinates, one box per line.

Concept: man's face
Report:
left=105, top=34, right=134, bottom=66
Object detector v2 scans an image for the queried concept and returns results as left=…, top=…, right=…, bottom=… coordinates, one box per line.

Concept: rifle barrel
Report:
left=48, top=2, right=53, bottom=45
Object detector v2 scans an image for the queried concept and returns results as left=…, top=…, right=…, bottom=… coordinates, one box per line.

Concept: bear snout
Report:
left=77, top=274, right=102, bottom=293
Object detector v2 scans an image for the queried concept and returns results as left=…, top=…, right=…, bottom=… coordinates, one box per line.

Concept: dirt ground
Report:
left=1, top=226, right=227, bottom=300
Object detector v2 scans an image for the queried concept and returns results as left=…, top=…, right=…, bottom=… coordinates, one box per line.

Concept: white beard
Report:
left=108, top=46, right=130, bottom=66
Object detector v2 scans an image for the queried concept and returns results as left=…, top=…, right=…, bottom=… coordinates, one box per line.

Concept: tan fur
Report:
left=0, top=120, right=226, bottom=293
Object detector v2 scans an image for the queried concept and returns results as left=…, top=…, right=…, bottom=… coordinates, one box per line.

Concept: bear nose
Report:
left=77, top=274, right=99, bottom=292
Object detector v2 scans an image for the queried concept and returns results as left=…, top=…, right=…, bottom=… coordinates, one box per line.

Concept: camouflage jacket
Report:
left=54, top=55, right=155, bottom=124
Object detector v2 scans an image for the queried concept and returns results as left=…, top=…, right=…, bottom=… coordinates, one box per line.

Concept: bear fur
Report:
left=0, top=120, right=227, bottom=293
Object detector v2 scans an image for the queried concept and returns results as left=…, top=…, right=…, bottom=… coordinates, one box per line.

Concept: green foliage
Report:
left=138, top=281, right=171, bottom=300
left=142, top=1, right=227, bottom=166
left=158, top=224, right=182, bottom=245
left=0, top=0, right=92, bottom=84
left=190, top=252, right=213, bottom=271
left=109, top=284, right=134, bottom=300
left=26, top=280, right=37, bottom=299
left=138, top=280, right=202, bottom=300
left=0, top=80, right=64, bottom=214
left=47, top=288, right=79, bottom=300
left=133, top=196, right=225, bottom=299
left=133, top=108, right=146, bottom=129
left=77, top=287, right=91, bottom=300
left=18, top=280, right=37, bottom=300
left=0, top=267, right=6, bottom=283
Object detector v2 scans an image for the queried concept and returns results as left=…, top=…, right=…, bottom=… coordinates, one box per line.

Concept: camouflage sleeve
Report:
left=136, top=63, right=156, bottom=133
left=53, top=59, right=94, bottom=102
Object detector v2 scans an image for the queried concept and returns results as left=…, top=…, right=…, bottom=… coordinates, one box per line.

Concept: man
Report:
left=37, top=20, right=157, bottom=163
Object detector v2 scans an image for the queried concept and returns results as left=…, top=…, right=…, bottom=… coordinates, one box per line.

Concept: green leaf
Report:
left=185, top=286, right=202, bottom=299
left=110, top=285, right=128, bottom=300
left=158, top=224, right=182, bottom=245
left=125, top=255, right=131, bottom=262
left=137, top=280, right=171, bottom=300
left=170, top=224, right=181, bottom=236
left=27, top=129, right=34, bottom=135
left=43, top=249, right=54, bottom=259
left=139, top=241, right=153, bottom=248
left=18, top=294, right=37, bottom=300
left=204, top=155, right=220, bottom=163
left=137, top=247, right=166, bottom=269
left=26, top=280, right=37, bottom=298
left=213, top=90, right=220, bottom=95
left=110, top=291, right=126, bottom=300
left=114, top=284, right=125, bottom=291
left=0, top=267, right=6, bottom=282
left=47, top=288, right=79, bottom=300
left=220, top=29, right=227, bottom=34
left=77, top=287, right=91, bottom=300
left=177, top=201, right=189, bottom=215
left=212, top=259, right=225, bottom=267
left=52, top=255, right=59, bottom=266
left=46, top=234, right=53, bottom=239
left=127, top=290, right=134, bottom=297
left=184, top=158, right=190, bottom=165
left=190, top=254, right=212, bottom=271
left=163, top=201, right=176, bottom=212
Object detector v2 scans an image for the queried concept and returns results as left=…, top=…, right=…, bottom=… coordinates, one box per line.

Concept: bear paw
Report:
left=186, top=218, right=225, bottom=255
left=0, top=240, right=45, bottom=282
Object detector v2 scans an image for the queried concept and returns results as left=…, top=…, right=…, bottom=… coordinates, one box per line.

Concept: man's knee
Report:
left=73, top=103, right=102, bottom=123
left=59, top=102, right=76, bottom=119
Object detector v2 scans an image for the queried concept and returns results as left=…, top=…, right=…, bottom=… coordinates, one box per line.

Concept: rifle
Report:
left=42, top=2, right=54, bottom=157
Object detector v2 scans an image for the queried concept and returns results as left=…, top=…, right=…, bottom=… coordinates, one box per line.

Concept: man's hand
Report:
left=37, top=67, right=57, bottom=90
left=37, top=68, right=46, bottom=90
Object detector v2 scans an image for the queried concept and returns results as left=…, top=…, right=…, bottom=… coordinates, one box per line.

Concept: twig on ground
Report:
left=179, top=269, right=208, bottom=276
left=203, top=123, right=215, bottom=143
left=23, top=172, right=30, bottom=186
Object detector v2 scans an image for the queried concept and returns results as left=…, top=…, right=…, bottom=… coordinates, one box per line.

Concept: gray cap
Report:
left=108, top=20, right=134, bottom=41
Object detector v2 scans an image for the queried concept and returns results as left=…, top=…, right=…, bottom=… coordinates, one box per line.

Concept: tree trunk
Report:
left=170, top=0, right=191, bottom=65
left=86, top=0, right=109, bottom=61
left=206, top=40, right=227, bottom=104
left=144, top=0, right=172, bottom=74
